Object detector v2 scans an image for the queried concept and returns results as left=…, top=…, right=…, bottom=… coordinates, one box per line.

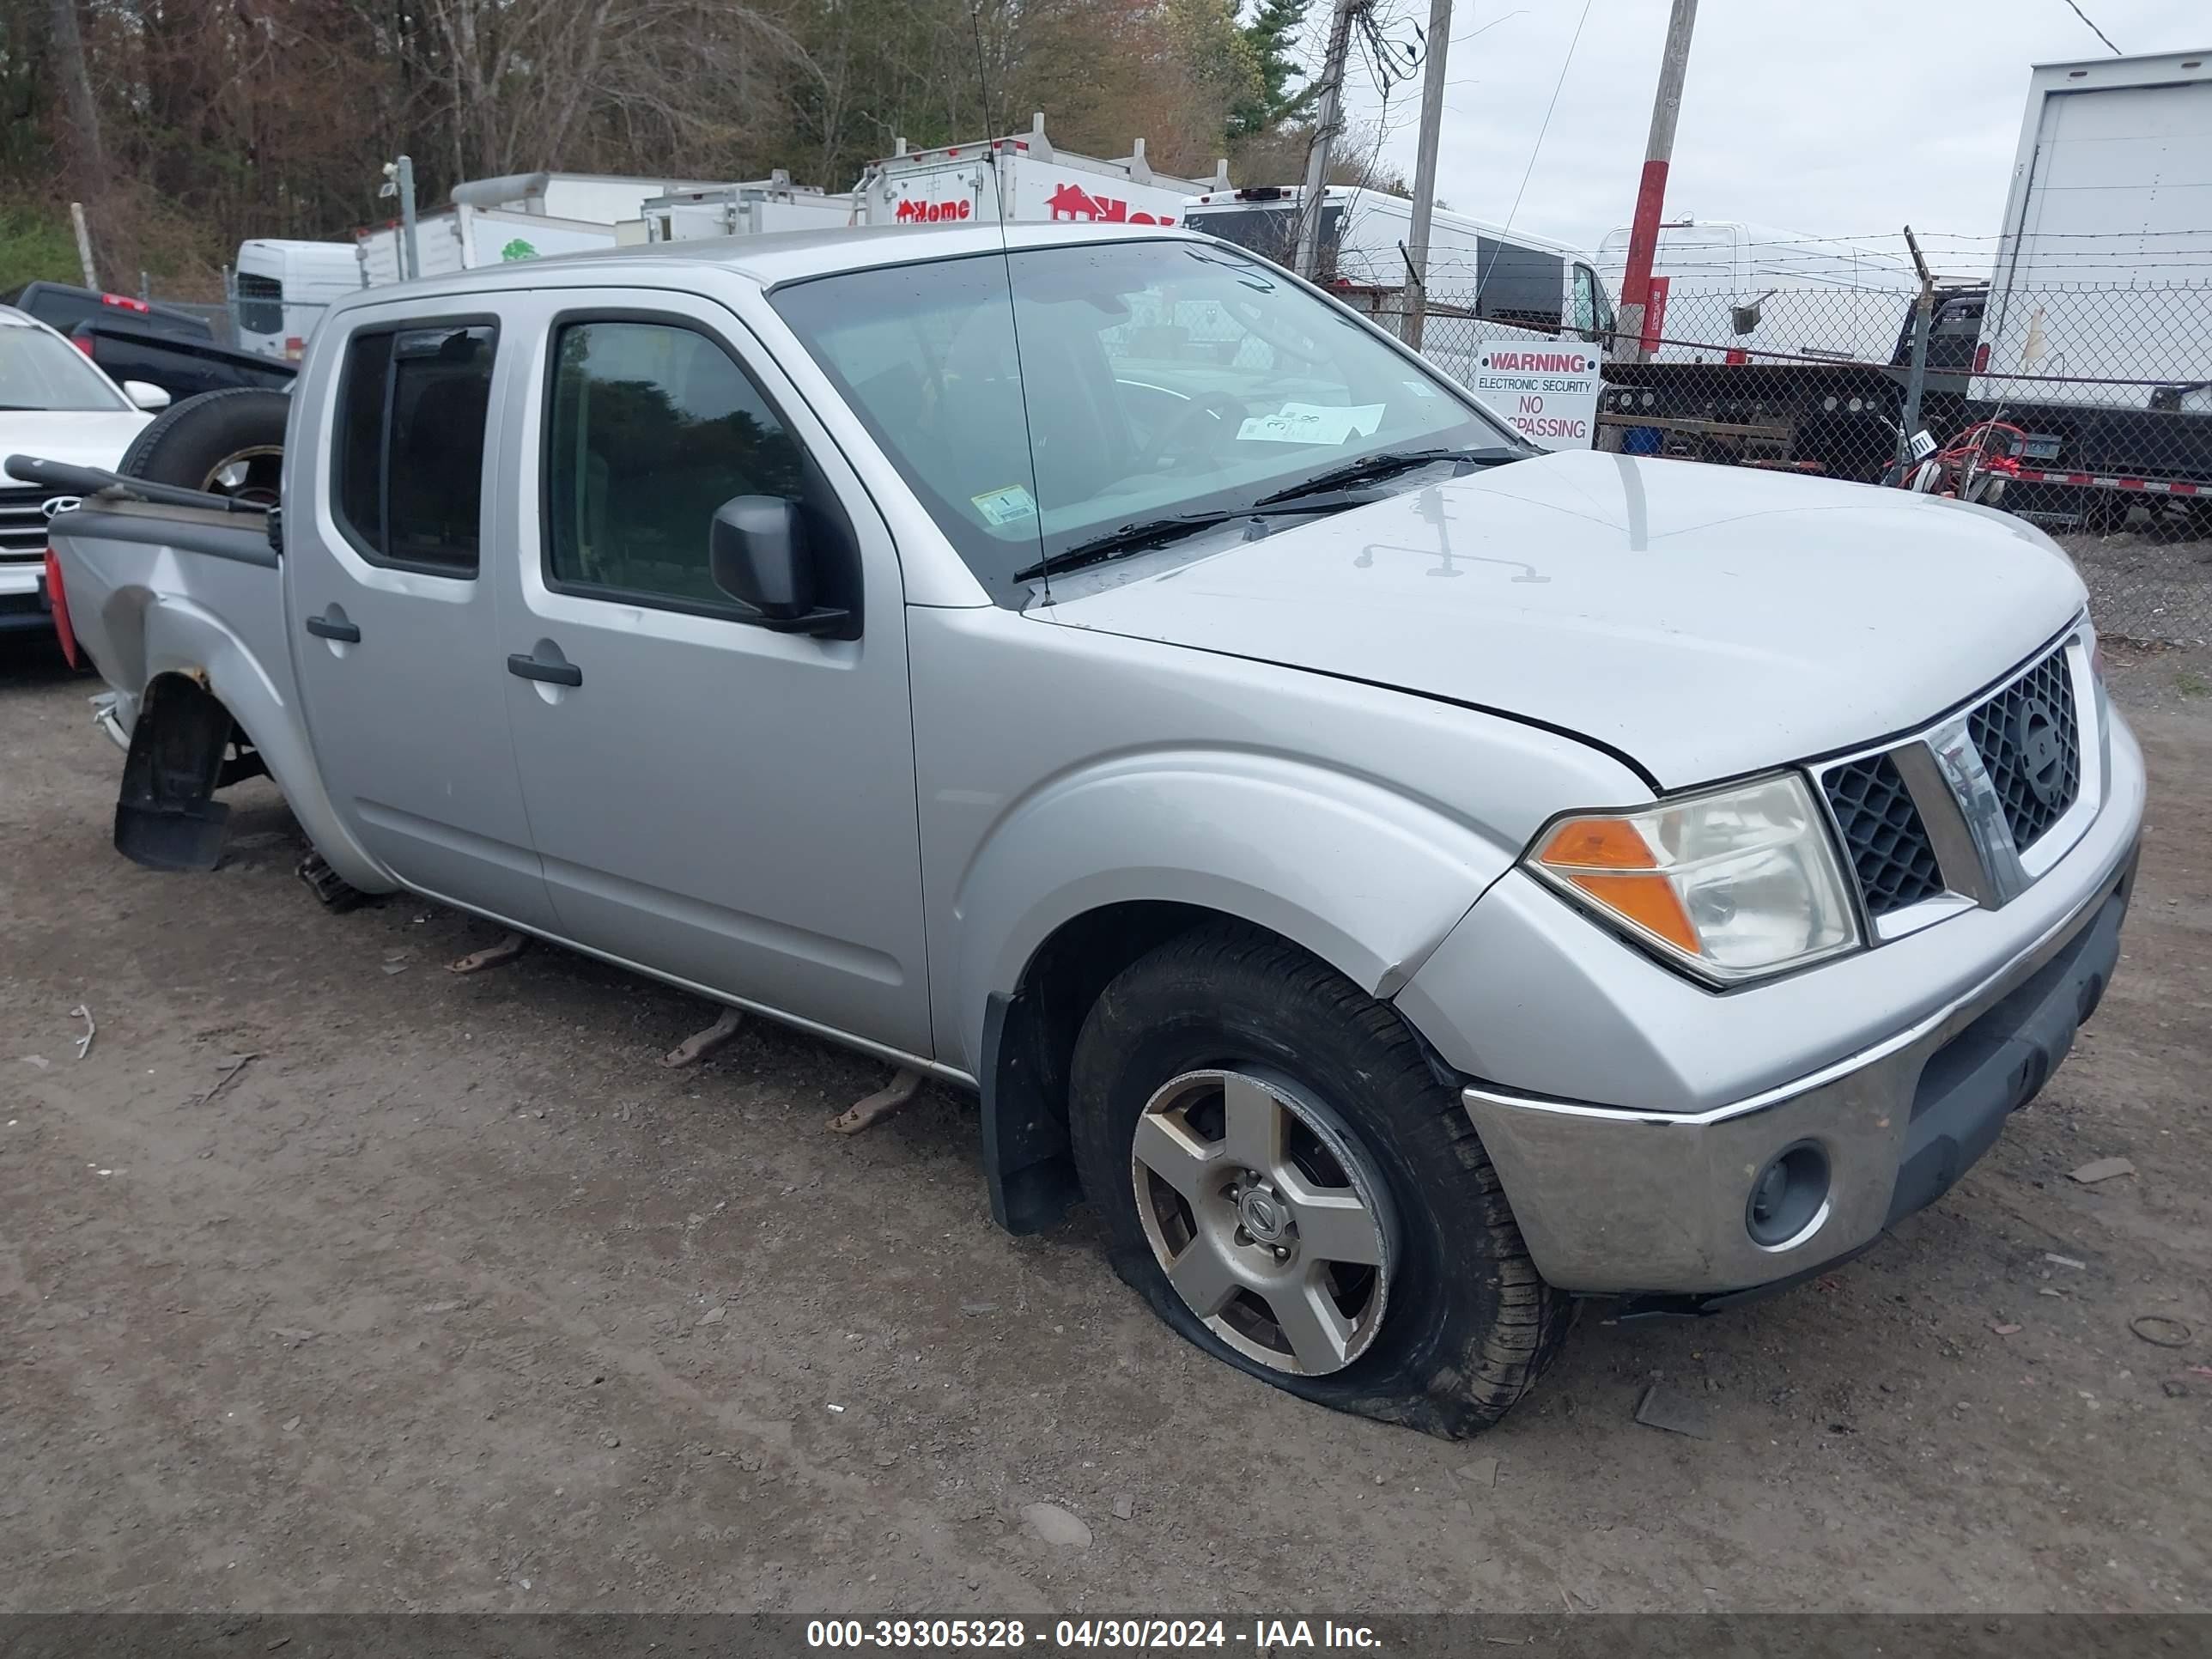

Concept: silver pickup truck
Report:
left=19, top=222, right=2145, bottom=1437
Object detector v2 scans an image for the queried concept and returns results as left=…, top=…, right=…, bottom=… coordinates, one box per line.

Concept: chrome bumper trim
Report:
left=1462, top=832, right=2136, bottom=1294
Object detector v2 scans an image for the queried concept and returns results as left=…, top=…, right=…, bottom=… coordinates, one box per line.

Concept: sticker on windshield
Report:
left=1235, top=402, right=1388, bottom=446
left=971, top=483, right=1038, bottom=526
left=1401, top=380, right=1436, bottom=398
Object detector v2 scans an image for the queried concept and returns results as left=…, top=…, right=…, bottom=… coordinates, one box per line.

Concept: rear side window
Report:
left=1476, top=240, right=1564, bottom=331
left=332, top=322, right=497, bottom=575
left=236, top=273, right=284, bottom=337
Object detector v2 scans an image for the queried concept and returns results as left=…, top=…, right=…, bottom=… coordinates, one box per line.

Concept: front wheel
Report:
left=1068, top=924, right=1572, bottom=1437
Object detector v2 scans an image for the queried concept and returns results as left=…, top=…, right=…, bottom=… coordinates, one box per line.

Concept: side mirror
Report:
left=122, top=380, right=172, bottom=412
left=708, top=495, right=850, bottom=635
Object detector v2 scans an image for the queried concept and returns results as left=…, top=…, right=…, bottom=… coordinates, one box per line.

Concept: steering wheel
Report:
left=1142, top=392, right=1249, bottom=470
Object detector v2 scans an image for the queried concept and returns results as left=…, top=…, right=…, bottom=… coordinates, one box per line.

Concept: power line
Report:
left=2057, top=0, right=2124, bottom=56
left=1489, top=0, right=1595, bottom=237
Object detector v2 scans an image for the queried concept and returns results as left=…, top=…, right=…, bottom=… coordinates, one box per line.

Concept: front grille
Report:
left=1967, top=648, right=2080, bottom=853
left=1823, top=754, right=1945, bottom=915
left=0, top=485, right=52, bottom=560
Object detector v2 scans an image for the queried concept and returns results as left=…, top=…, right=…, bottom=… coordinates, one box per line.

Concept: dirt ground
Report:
left=3, top=638, right=2207, bottom=1617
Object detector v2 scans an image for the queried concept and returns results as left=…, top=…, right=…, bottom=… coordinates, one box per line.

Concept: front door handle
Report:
left=306, top=614, right=361, bottom=643
left=507, top=653, right=581, bottom=688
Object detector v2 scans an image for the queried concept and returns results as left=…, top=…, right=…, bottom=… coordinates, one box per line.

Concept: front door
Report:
left=289, top=306, right=555, bottom=930
left=486, top=290, right=932, bottom=1057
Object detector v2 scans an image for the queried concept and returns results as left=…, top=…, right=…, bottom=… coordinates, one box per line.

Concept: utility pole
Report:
left=1403, top=0, right=1453, bottom=349
left=68, top=202, right=98, bottom=289
left=398, top=157, right=421, bottom=284
left=1897, top=224, right=1937, bottom=475
left=382, top=157, right=422, bottom=283
left=1295, top=0, right=1366, bottom=282
left=1610, top=0, right=1699, bottom=362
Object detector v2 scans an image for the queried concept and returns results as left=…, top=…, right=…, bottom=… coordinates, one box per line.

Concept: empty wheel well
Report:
left=113, top=672, right=268, bottom=872
left=979, top=901, right=1281, bottom=1234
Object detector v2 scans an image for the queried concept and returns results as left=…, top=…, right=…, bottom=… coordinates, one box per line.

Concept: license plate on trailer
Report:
left=2021, top=434, right=2063, bottom=461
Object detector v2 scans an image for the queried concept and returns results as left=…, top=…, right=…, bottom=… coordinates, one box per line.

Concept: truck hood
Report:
left=1035, top=449, right=2087, bottom=790
left=0, top=409, right=152, bottom=472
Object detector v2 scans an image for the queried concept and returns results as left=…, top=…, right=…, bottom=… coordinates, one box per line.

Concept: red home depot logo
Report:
left=1044, top=182, right=1174, bottom=225
left=894, top=198, right=972, bottom=222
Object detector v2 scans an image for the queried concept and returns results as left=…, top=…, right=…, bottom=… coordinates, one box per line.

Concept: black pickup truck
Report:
left=9, top=283, right=295, bottom=402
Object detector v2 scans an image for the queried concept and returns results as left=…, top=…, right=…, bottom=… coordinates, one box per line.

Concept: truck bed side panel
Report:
left=49, top=508, right=394, bottom=893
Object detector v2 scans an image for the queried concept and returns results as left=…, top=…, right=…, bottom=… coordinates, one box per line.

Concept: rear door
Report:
left=288, top=301, right=555, bottom=929
left=486, top=288, right=932, bottom=1055
left=878, top=157, right=992, bottom=227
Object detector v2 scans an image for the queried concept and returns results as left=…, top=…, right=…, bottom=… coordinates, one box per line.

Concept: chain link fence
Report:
left=1347, top=280, right=2212, bottom=647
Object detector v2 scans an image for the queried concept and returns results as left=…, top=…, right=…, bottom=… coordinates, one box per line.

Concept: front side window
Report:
left=0, top=323, right=129, bottom=411
left=544, top=319, right=805, bottom=611
left=771, top=240, right=1518, bottom=603
left=1570, top=265, right=1598, bottom=335
left=331, top=322, right=495, bottom=575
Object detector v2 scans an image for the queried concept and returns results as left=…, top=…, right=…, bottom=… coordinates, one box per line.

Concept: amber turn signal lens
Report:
left=1556, top=871, right=1700, bottom=954
left=1536, top=817, right=1656, bottom=871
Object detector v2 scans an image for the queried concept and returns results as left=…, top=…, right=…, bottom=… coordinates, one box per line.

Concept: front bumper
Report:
left=0, top=560, right=55, bottom=633
left=1459, top=843, right=2135, bottom=1296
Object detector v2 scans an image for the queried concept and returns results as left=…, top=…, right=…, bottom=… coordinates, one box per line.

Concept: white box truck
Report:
left=356, top=173, right=732, bottom=289
left=1962, top=46, right=2212, bottom=522
left=855, top=113, right=1223, bottom=228
left=642, top=174, right=860, bottom=242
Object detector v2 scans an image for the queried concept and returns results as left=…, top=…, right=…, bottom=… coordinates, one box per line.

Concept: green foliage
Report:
left=3, top=0, right=1322, bottom=288
left=1229, top=0, right=1314, bottom=140
left=0, top=202, right=83, bottom=295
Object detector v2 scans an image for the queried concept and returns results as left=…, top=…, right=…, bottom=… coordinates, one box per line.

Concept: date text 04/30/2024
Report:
left=805, top=1620, right=1382, bottom=1650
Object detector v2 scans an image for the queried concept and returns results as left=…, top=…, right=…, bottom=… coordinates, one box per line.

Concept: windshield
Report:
left=0, top=323, right=128, bottom=411
left=1182, top=204, right=1345, bottom=277
left=769, top=239, right=1518, bottom=600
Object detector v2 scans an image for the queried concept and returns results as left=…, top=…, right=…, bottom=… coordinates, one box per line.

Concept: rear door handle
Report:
left=305, top=614, right=361, bottom=643
left=507, top=653, right=581, bottom=687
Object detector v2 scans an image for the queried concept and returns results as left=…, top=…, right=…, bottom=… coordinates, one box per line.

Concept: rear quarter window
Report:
left=331, top=322, right=497, bottom=576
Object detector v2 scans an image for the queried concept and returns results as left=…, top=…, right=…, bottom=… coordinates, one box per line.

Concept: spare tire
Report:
left=119, top=386, right=290, bottom=504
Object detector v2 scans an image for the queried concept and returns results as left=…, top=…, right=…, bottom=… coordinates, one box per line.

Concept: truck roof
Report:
left=323, top=219, right=1216, bottom=313
left=1186, top=187, right=1597, bottom=263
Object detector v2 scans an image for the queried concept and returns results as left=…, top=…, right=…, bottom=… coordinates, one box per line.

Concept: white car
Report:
left=0, top=303, right=167, bottom=637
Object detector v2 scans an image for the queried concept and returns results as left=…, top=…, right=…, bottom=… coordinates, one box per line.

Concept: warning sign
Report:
left=1469, top=344, right=1601, bottom=452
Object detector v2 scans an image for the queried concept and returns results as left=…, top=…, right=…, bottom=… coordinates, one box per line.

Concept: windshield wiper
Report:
left=1011, top=513, right=1236, bottom=583
left=1010, top=495, right=1370, bottom=583
left=1253, top=446, right=1526, bottom=507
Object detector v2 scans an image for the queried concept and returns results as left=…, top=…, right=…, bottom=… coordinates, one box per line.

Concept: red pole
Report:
left=1610, top=0, right=1698, bottom=362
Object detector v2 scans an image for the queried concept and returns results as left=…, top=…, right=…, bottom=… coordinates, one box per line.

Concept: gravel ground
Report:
left=2, top=638, right=2208, bottom=1615
left=2061, top=522, right=2212, bottom=652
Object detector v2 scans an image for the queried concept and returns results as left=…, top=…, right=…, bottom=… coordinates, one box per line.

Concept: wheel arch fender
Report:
left=959, top=750, right=1515, bottom=1233
left=128, top=595, right=391, bottom=891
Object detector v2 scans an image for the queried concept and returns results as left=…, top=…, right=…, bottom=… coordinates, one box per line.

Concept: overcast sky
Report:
left=1333, top=0, right=2205, bottom=271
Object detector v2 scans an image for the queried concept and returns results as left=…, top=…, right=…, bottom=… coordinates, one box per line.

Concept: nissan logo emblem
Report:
left=2013, top=696, right=2065, bottom=807
left=40, top=495, right=82, bottom=520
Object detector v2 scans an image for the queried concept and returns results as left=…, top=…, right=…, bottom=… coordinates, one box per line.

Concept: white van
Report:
left=1183, top=186, right=1616, bottom=344
left=233, top=240, right=363, bottom=361
left=1595, top=220, right=1917, bottom=365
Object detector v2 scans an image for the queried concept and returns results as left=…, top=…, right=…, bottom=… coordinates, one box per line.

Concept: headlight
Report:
left=1525, top=773, right=1861, bottom=984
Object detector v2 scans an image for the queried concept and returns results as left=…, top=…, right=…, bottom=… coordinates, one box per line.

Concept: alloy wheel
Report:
left=1130, top=1068, right=1393, bottom=1376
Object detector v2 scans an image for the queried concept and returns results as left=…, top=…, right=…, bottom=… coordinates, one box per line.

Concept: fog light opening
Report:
left=1746, top=1140, right=1830, bottom=1250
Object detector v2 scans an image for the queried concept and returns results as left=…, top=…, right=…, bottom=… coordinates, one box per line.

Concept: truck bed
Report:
left=48, top=498, right=291, bottom=749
